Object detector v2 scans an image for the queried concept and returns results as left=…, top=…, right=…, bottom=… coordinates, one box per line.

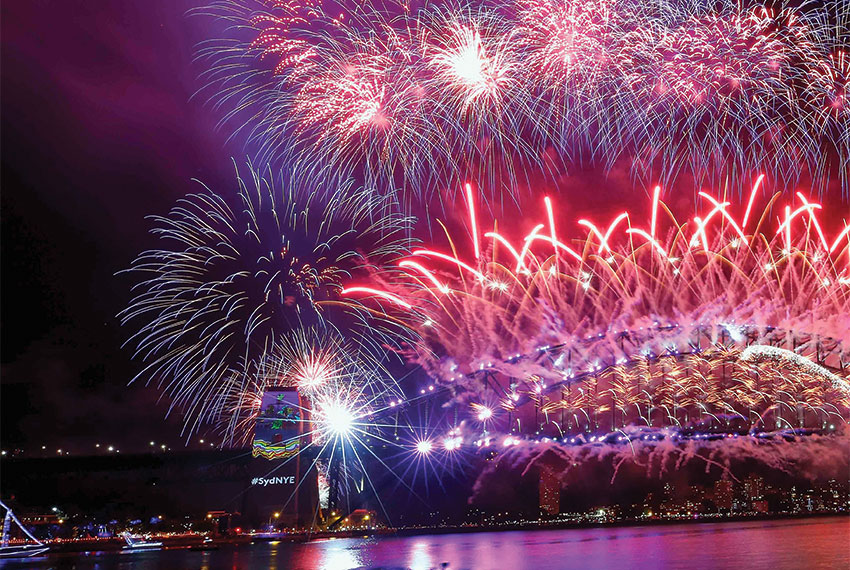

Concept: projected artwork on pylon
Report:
left=252, top=388, right=302, bottom=460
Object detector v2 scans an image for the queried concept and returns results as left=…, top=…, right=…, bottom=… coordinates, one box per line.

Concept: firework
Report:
left=198, top=0, right=849, bottom=202
left=221, top=326, right=406, bottom=445
left=345, top=177, right=850, bottom=439
left=229, top=323, right=433, bottom=518
left=120, top=163, right=414, bottom=440
left=425, top=12, right=519, bottom=110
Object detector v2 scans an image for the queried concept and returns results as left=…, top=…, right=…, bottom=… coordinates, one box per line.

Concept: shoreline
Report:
left=31, top=511, right=848, bottom=553
left=384, top=510, right=849, bottom=538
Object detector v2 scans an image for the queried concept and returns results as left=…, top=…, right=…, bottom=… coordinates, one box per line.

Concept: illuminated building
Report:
left=538, top=467, right=560, bottom=516
left=713, top=480, right=734, bottom=512
left=743, top=475, right=765, bottom=503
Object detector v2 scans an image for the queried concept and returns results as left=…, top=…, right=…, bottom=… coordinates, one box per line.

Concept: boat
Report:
left=188, top=537, right=219, bottom=551
left=0, top=500, right=49, bottom=558
left=121, top=531, right=163, bottom=551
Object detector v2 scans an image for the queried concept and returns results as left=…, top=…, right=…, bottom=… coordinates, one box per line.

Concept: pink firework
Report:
left=427, top=20, right=517, bottom=109
left=202, top=0, right=849, bottom=198
left=294, top=55, right=392, bottom=140
left=251, top=0, right=326, bottom=73
left=343, top=177, right=850, bottom=432
left=514, top=0, right=629, bottom=87
left=812, top=50, right=850, bottom=115
left=640, top=7, right=812, bottom=105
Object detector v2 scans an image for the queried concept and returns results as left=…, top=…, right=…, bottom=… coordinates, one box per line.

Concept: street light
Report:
left=268, top=511, right=281, bottom=530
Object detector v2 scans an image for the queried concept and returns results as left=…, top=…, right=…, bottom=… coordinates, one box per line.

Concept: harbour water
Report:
left=2, top=516, right=847, bottom=570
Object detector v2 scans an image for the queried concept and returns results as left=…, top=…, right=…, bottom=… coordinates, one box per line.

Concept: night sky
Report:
left=1, top=1, right=241, bottom=451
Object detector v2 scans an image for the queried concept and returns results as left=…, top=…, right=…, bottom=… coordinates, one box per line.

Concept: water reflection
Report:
left=318, top=539, right=364, bottom=570
left=408, top=540, right=432, bottom=570
left=1, top=517, right=847, bottom=570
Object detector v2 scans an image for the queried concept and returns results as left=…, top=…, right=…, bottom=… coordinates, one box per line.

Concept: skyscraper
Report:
left=539, top=467, right=560, bottom=516
left=713, top=480, right=734, bottom=512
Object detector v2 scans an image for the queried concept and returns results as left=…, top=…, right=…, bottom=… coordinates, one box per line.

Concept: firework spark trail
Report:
left=198, top=0, right=850, bottom=201
left=120, top=166, right=447, bottom=495
left=221, top=326, right=406, bottom=444
left=229, top=324, right=438, bottom=523
left=741, top=345, right=850, bottom=392
left=345, top=178, right=850, bottom=436
left=120, top=163, right=416, bottom=441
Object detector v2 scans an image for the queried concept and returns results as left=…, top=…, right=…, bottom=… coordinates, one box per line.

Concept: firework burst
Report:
left=120, top=163, right=414, bottom=440
left=198, top=0, right=850, bottom=203
left=345, top=177, right=850, bottom=437
left=220, top=326, right=405, bottom=444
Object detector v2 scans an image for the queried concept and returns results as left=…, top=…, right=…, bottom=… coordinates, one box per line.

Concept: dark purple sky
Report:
left=1, top=1, right=241, bottom=452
